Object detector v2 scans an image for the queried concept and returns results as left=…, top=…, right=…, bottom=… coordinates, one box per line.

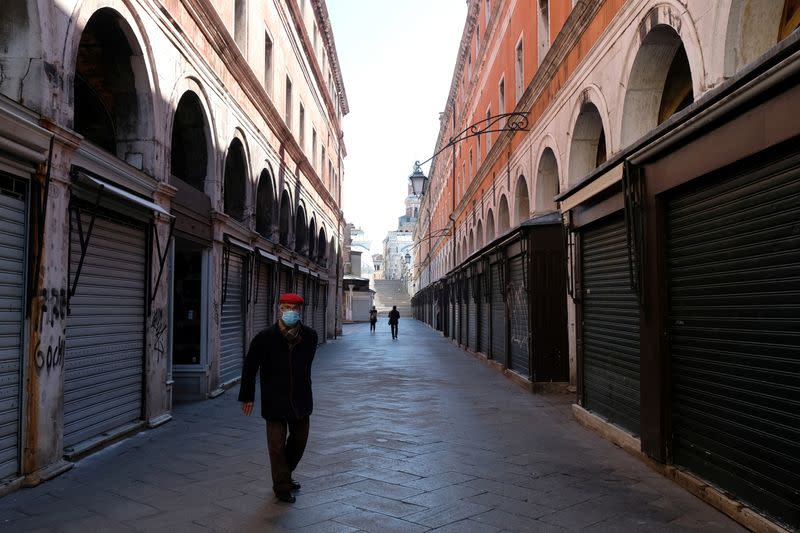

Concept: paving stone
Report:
left=403, top=500, right=493, bottom=528
left=333, top=509, right=427, bottom=533
left=345, top=492, right=427, bottom=518
left=346, top=479, right=425, bottom=500
left=402, top=483, right=486, bottom=508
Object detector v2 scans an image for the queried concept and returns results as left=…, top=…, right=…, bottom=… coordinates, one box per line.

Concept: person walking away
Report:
left=388, top=305, right=400, bottom=339
left=239, top=293, right=318, bottom=504
left=369, top=305, right=378, bottom=333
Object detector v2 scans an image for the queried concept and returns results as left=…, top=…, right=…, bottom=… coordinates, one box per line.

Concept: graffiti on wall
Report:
left=150, top=308, right=167, bottom=361
left=508, top=281, right=528, bottom=349
left=34, top=287, right=68, bottom=373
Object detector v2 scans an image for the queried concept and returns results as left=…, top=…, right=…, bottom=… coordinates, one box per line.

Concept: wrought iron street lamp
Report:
left=408, top=165, right=428, bottom=196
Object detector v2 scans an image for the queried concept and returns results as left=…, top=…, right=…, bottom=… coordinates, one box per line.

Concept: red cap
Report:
left=279, top=293, right=304, bottom=305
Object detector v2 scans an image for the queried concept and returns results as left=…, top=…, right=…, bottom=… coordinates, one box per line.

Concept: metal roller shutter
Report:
left=219, top=251, right=245, bottom=384
left=479, top=273, right=491, bottom=356
left=253, top=261, right=274, bottom=333
left=460, top=293, right=467, bottom=346
left=294, top=273, right=307, bottom=323
left=279, top=266, right=291, bottom=296
left=468, top=279, right=478, bottom=350
left=490, top=262, right=506, bottom=363
left=454, top=295, right=461, bottom=345
left=581, top=215, right=640, bottom=435
left=508, top=255, right=529, bottom=377
left=314, top=283, right=326, bottom=342
left=667, top=152, right=800, bottom=529
left=0, top=181, right=25, bottom=480
left=449, top=300, right=455, bottom=340
left=65, top=212, right=145, bottom=449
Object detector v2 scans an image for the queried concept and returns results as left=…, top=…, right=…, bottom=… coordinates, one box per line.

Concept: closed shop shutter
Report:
left=65, top=212, right=145, bottom=449
left=667, top=152, right=800, bottom=529
left=454, top=295, right=461, bottom=345
left=468, top=278, right=478, bottom=350
left=0, top=181, right=25, bottom=480
left=295, top=273, right=307, bottom=323
left=219, top=251, right=245, bottom=384
left=581, top=215, right=640, bottom=435
left=314, top=283, right=326, bottom=342
left=278, top=266, right=291, bottom=296
left=449, top=300, right=455, bottom=340
left=460, top=290, right=468, bottom=345
left=508, top=255, right=529, bottom=377
left=490, top=261, right=506, bottom=364
left=479, top=273, right=491, bottom=356
left=253, top=261, right=274, bottom=333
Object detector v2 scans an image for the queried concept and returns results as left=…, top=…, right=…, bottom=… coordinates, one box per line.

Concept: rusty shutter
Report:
left=508, top=254, right=529, bottom=377
left=667, top=150, right=800, bottom=529
left=581, top=215, right=640, bottom=435
left=490, top=261, right=506, bottom=364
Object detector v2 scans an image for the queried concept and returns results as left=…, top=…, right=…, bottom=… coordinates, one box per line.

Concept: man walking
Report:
left=239, top=293, right=318, bottom=503
left=388, top=305, right=400, bottom=339
left=369, top=305, right=378, bottom=333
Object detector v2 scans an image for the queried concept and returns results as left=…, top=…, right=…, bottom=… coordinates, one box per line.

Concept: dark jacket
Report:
left=388, top=309, right=400, bottom=325
left=238, top=323, right=318, bottom=421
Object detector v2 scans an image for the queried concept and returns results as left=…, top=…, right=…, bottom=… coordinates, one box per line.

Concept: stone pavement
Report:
left=0, top=320, right=744, bottom=532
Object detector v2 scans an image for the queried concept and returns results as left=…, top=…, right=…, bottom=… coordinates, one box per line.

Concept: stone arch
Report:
left=567, top=95, right=609, bottom=186
left=255, top=167, right=275, bottom=238
left=461, top=236, right=468, bottom=263
left=0, top=0, right=43, bottom=109
left=535, top=146, right=560, bottom=213
left=67, top=3, right=159, bottom=175
left=723, top=0, right=790, bottom=76
left=486, top=209, right=496, bottom=242
left=620, top=13, right=699, bottom=147
left=295, top=203, right=308, bottom=253
left=498, top=194, right=510, bottom=234
left=170, top=91, right=210, bottom=192
left=223, top=137, right=248, bottom=222
left=279, top=189, right=292, bottom=245
left=476, top=219, right=484, bottom=250
left=514, top=175, right=530, bottom=226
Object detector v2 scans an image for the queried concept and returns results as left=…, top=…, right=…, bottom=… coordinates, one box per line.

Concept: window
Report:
left=538, top=0, right=550, bottom=65
left=321, top=147, right=326, bottom=181
left=485, top=0, right=490, bottom=25
left=498, top=77, right=506, bottom=126
left=476, top=24, right=480, bottom=53
left=313, top=23, right=319, bottom=56
left=468, top=51, right=472, bottom=79
left=299, top=102, right=305, bottom=148
left=312, top=128, right=317, bottom=168
left=515, top=38, right=524, bottom=102
left=285, top=77, right=293, bottom=129
left=477, top=135, right=482, bottom=166
left=264, top=31, right=273, bottom=96
left=234, top=0, right=247, bottom=51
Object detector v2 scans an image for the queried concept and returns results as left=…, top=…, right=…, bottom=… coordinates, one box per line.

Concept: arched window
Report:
left=279, top=190, right=291, bottom=245
left=535, top=148, right=559, bottom=213
left=171, top=92, right=209, bottom=192
left=223, top=138, right=247, bottom=222
left=568, top=102, right=606, bottom=185
left=255, top=169, right=274, bottom=238
left=295, top=205, right=308, bottom=253
left=498, top=195, right=510, bottom=234
left=514, top=175, right=529, bottom=225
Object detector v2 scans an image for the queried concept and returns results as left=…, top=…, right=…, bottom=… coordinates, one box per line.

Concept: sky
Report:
left=326, top=1, right=468, bottom=255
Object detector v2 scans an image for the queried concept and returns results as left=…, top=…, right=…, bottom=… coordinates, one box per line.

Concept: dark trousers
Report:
left=370, top=319, right=376, bottom=331
left=266, top=417, right=310, bottom=494
left=390, top=323, right=398, bottom=338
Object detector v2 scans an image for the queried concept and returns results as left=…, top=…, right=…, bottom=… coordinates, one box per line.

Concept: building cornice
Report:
left=312, top=0, right=350, bottom=115
left=179, top=0, right=343, bottom=220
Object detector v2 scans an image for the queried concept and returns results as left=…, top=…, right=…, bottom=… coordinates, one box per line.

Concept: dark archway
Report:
left=498, top=195, right=510, bottom=234
left=255, top=169, right=274, bottom=238
left=308, top=217, right=317, bottom=259
left=171, top=91, right=208, bottom=191
left=568, top=102, right=606, bottom=185
left=514, top=175, right=530, bottom=225
left=535, top=147, right=559, bottom=213
left=223, top=138, right=247, bottom=222
left=295, top=205, right=308, bottom=253
left=317, top=227, right=327, bottom=265
left=486, top=209, right=496, bottom=242
left=74, top=8, right=149, bottom=157
left=279, top=190, right=291, bottom=245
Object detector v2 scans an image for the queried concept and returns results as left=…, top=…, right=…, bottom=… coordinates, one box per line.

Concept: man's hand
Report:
left=241, top=402, right=254, bottom=416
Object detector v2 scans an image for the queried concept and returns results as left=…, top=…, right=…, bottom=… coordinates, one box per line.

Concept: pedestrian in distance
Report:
left=369, top=305, right=378, bottom=333
left=388, top=305, right=400, bottom=339
left=239, top=292, right=318, bottom=504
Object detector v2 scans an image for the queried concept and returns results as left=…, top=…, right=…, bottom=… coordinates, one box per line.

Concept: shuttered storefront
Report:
left=490, top=261, right=506, bottom=364
left=479, top=271, right=491, bottom=356
left=581, top=215, right=640, bottom=435
left=253, top=260, right=274, bottom=333
left=460, top=283, right=468, bottom=346
left=508, top=254, right=529, bottom=377
left=468, top=277, right=478, bottom=350
left=0, top=178, right=26, bottom=480
left=219, top=251, right=245, bottom=384
left=314, top=282, right=326, bottom=342
left=65, top=211, right=145, bottom=449
left=295, top=272, right=307, bottom=324
left=279, top=265, right=291, bottom=296
left=666, top=152, right=800, bottom=528
left=454, top=288, right=461, bottom=345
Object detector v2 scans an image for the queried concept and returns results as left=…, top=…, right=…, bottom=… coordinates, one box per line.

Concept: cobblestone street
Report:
left=0, top=320, right=744, bottom=532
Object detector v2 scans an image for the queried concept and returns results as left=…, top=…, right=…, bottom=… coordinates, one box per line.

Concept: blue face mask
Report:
left=281, top=310, right=301, bottom=326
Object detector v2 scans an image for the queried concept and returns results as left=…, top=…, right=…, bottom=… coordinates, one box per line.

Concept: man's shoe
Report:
left=290, top=479, right=301, bottom=491
left=276, top=492, right=296, bottom=503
